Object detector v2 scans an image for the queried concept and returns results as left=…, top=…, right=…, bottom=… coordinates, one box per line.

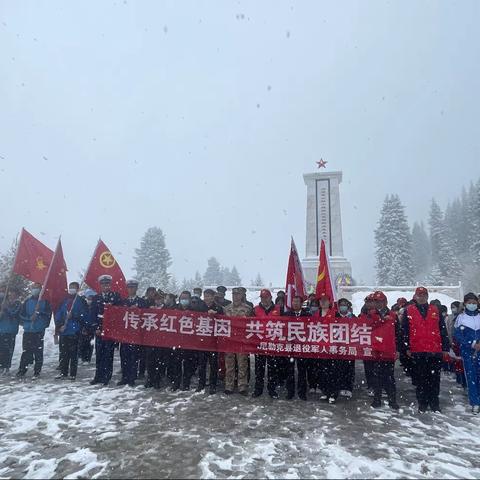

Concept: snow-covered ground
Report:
left=1, top=330, right=479, bottom=479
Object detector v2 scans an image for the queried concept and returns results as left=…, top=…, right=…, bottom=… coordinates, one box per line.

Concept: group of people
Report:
left=1, top=275, right=479, bottom=415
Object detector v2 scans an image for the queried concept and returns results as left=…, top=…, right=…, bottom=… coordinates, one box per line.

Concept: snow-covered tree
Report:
left=428, top=199, right=462, bottom=284
left=167, top=275, right=180, bottom=295
left=251, top=273, right=264, bottom=287
left=203, top=257, right=223, bottom=286
left=374, top=194, right=414, bottom=285
left=468, top=179, right=480, bottom=266
left=0, top=241, right=30, bottom=298
left=411, top=221, right=431, bottom=282
left=229, top=266, right=242, bottom=286
left=134, top=227, right=172, bottom=293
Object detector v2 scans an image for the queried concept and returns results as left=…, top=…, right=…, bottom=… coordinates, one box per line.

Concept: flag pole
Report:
left=67, top=237, right=100, bottom=316
left=1, top=228, right=23, bottom=312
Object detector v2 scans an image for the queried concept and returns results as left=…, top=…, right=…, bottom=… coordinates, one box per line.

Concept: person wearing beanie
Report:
left=454, top=293, right=480, bottom=414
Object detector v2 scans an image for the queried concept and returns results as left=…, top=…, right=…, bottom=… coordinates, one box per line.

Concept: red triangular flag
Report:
left=12, top=228, right=54, bottom=284
left=39, top=238, right=68, bottom=312
left=84, top=239, right=127, bottom=297
left=285, top=237, right=307, bottom=309
left=315, top=239, right=337, bottom=302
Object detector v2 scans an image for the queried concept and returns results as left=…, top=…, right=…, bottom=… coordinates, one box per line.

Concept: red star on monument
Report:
left=316, top=159, right=327, bottom=169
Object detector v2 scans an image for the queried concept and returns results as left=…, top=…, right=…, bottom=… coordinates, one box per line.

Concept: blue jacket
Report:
left=454, top=310, right=480, bottom=353
left=0, top=300, right=21, bottom=334
left=55, top=295, right=88, bottom=336
left=20, top=296, right=52, bottom=333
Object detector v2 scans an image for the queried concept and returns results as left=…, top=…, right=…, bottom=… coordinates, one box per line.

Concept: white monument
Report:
left=302, top=170, right=352, bottom=286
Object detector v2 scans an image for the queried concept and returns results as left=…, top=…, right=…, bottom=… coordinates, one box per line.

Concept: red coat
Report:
left=254, top=303, right=281, bottom=317
left=407, top=304, right=442, bottom=353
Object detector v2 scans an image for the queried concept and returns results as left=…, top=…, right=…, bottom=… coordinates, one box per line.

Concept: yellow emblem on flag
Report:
left=317, top=267, right=326, bottom=282
left=35, top=257, right=47, bottom=270
left=99, top=251, right=116, bottom=268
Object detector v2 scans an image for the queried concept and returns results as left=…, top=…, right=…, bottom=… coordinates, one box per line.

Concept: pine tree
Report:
left=411, top=221, right=431, bottom=282
left=374, top=195, right=414, bottom=285
left=251, top=273, right=264, bottom=286
left=134, top=227, right=172, bottom=293
left=469, top=179, right=480, bottom=266
left=194, top=271, right=204, bottom=288
left=203, top=257, right=223, bottom=286
left=168, top=275, right=180, bottom=295
left=229, top=266, right=241, bottom=286
left=428, top=199, right=462, bottom=284
left=220, top=267, right=231, bottom=285
left=0, top=241, right=30, bottom=298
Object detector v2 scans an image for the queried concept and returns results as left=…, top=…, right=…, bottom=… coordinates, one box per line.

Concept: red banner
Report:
left=102, top=307, right=396, bottom=360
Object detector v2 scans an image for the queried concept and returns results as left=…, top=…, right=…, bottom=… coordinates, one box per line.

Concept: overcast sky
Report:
left=1, top=1, right=479, bottom=287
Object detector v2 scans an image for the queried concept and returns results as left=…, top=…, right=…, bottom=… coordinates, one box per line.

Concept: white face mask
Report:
left=31, top=288, right=41, bottom=296
left=68, top=288, right=78, bottom=295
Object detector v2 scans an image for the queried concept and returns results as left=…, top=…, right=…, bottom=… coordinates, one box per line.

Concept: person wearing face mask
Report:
left=284, top=295, right=310, bottom=400
left=252, top=289, right=283, bottom=399
left=117, top=279, right=147, bottom=387
left=454, top=293, right=480, bottom=414
left=170, top=291, right=207, bottom=391
left=401, top=287, right=450, bottom=413
left=54, top=282, right=88, bottom=381
left=90, top=275, right=123, bottom=386
left=360, top=294, right=377, bottom=396
left=16, top=283, right=52, bottom=379
left=336, top=298, right=356, bottom=400
left=196, top=289, right=223, bottom=394
left=368, top=291, right=400, bottom=410
left=0, top=288, right=21, bottom=375
left=78, top=289, right=96, bottom=363
left=315, top=293, right=340, bottom=404
left=145, top=291, right=169, bottom=390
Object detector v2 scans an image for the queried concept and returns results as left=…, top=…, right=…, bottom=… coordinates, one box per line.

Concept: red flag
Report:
left=285, top=237, right=306, bottom=309
left=84, top=239, right=127, bottom=297
left=315, top=239, right=337, bottom=302
left=39, top=238, right=68, bottom=312
left=12, top=228, right=54, bottom=284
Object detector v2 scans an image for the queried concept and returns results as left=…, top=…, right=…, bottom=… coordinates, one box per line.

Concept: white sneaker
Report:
left=328, top=397, right=336, bottom=404
left=472, top=406, right=480, bottom=415
left=320, top=394, right=328, bottom=400
left=367, top=390, right=375, bottom=397
left=344, top=390, right=353, bottom=399
left=309, top=388, right=317, bottom=394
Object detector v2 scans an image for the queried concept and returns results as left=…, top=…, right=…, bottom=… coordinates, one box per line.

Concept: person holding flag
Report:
left=54, top=282, right=88, bottom=381
left=16, top=283, right=52, bottom=379
left=90, top=275, right=123, bottom=386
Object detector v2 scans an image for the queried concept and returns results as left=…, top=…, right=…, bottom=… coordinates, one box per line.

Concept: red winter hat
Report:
left=365, top=293, right=375, bottom=302
left=415, top=286, right=428, bottom=296
left=373, top=291, right=387, bottom=302
left=397, top=297, right=408, bottom=307
left=260, top=289, right=272, bottom=298
left=318, top=292, right=331, bottom=302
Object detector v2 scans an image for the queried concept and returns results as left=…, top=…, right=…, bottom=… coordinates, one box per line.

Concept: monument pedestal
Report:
left=301, top=170, right=352, bottom=287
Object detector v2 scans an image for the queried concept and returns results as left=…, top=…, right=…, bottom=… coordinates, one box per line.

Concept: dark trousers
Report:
left=321, top=359, right=342, bottom=399
left=254, top=355, right=281, bottom=394
left=198, top=351, right=218, bottom=388
left=137, top=346, right=146, bottom=378
left=307, top=359, right=321, bottom=389
left=338, top=360, right=355, bottom=391
left=120, top=343, right=139, bottom=384
left=412, top=355, right=442, bottom=409
left=145, top=347, right=169, bottom=387
left=19, top=332, right=45, bottom=375
left=371, top=361, right=396, bottom=403
left=59, top=335, right=79, bottom=377
left=0, top=333, right=16, bottom=369
left=94, top=337, right=115, bottom=384
left=78, top=332, right=94, bottom=363
left=286, top=357, right=308, bottom=397
left=364, top=360, right=375, bottom=389
left=171, top=349, right=197, bottom=389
